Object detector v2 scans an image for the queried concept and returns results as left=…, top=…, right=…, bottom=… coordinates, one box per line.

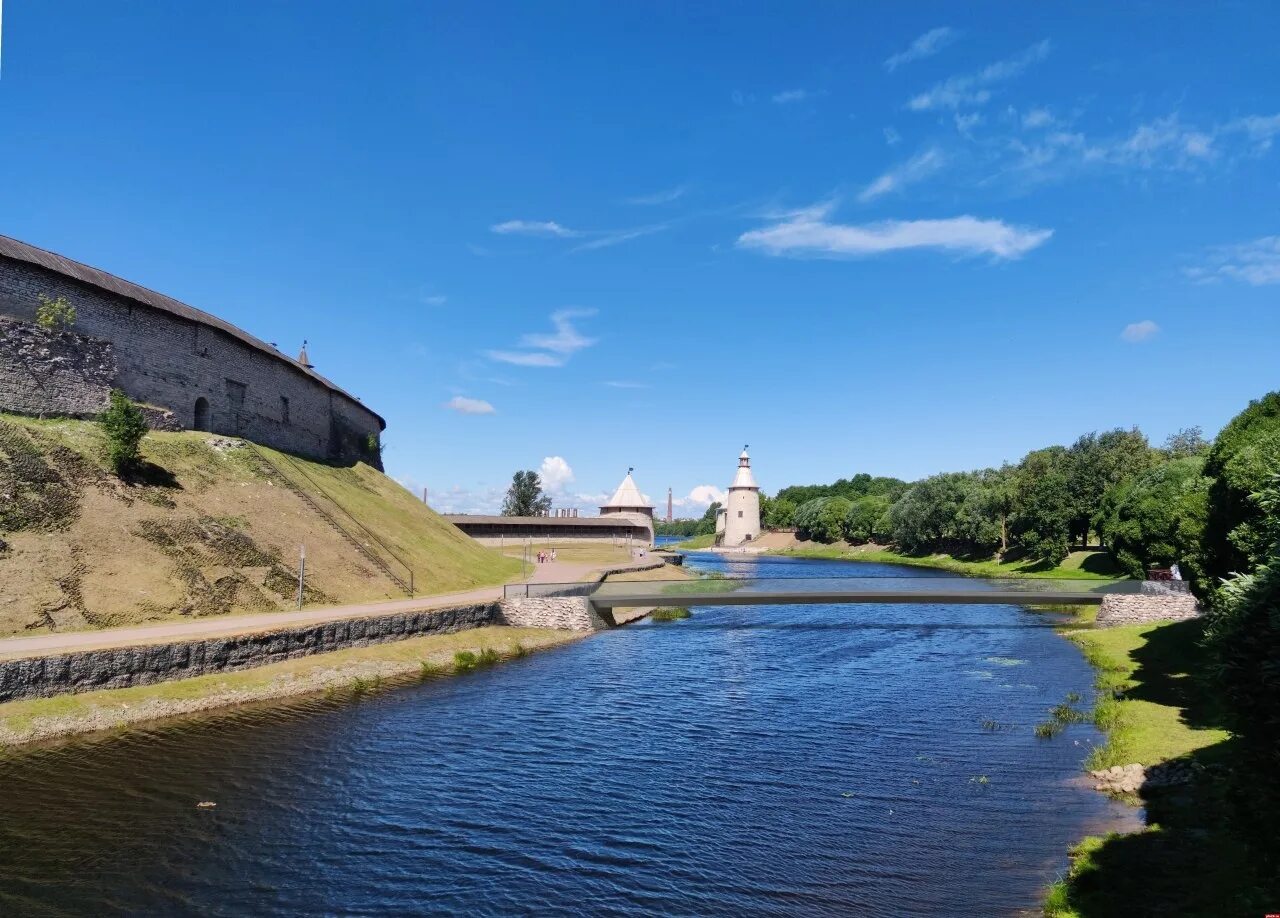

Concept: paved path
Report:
left=0, top=557, right=657, bottom=661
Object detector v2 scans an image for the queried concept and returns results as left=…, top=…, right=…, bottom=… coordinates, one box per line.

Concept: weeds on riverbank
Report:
left=453, top=648, right=501, bottom=671
left=651, top=607, right=692, bottom=621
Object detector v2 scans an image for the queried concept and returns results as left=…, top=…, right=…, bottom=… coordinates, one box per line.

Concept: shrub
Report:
left=99, top=388, right=148, bottom=476
left=35, top=294, right=76, bottom=331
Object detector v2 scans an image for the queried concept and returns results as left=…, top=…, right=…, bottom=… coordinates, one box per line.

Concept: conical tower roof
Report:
left=601, top=469, right=651, bottom=509
left=730, top=447, right=758, bottom=490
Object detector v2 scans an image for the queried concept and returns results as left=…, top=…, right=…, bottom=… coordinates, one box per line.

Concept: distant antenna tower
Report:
left=667, top=487, right=673, bottom=523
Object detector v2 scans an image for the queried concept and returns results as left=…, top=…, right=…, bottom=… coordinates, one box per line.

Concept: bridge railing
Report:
left=506, top=575, right=1145, bottom=609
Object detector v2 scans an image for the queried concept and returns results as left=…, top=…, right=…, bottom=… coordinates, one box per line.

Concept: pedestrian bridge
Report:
left=504, top=576, right=1145, bottom=624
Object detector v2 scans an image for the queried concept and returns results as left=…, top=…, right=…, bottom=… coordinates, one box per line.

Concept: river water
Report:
left=0, top=554, right=1124, bottom=916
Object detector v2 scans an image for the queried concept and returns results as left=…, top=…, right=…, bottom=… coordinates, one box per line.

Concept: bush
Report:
left=1097, top=456, right=1210, bottom=584
left=99, top=389, right=148, bottom=476
left=35, top=294, right=76, bottom=331
left=1206, top=474, right=1280, bottom=766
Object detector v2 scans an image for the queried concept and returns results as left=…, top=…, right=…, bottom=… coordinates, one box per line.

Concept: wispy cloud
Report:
left=486, top=309, right=598, bottom=368
left=571, top=224, right=667, bottom=252
left=908, top=40, right=1050, bottom=111
left=885, top=26, right=959, bottom=72
left=490, top=219, right=579, bottom=238
left=859, top=147, right=948, bottom=201
left=883, top=126, right=902, bottom=146
left=419, top=293, right=447, bottom=306
left=626, top=185, right=687, bottom=206
left=445, top=396, right=496, bottom=415
left=1120, top=320, right=1159, bottom=343
left=772, top=89, right=811, bottom=104
left=1185, top=236, right=1280, bottom=286
left=737, top=203, right=1051, bottom=260
left=1084, top=115, right=1215, bottom=168
left=603, top=380, right=651, bottom=389
left=1021, top=107, right=1054, bottom=129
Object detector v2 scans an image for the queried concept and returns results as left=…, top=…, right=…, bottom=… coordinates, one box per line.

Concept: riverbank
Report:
left=1044, top=616, right=1277, bottom=915
left=760, top=533, right=1120, bottom=580
left=0, top=626, right=579, bottom=750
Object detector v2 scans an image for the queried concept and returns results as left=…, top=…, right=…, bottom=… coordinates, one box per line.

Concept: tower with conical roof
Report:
left=721, top=446, right=761, bottom=547
left=599, top=467, right=655, bottom=546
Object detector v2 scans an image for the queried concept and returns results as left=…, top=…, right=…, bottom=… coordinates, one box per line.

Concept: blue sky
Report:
left=2, top=2, right=1278, bottom=515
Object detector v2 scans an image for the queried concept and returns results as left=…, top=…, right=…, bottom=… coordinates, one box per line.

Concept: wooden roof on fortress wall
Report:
left=0, top=235, right=385, bottom=428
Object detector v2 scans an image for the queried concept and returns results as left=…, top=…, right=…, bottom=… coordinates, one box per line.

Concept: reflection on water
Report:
left=0, top=555, right=1124, bottom=916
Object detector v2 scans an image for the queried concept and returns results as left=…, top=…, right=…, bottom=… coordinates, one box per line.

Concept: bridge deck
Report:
left=588, top=589, right=1109, bottom=611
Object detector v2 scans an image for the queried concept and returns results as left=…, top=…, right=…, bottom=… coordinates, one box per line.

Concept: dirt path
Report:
left=0, top=556, right=659, bottom=661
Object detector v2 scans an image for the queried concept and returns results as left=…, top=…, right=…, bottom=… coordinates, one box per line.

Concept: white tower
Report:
left=721, top=446, right=761, bottom=547
left=598, top=468, right=655, bottom=546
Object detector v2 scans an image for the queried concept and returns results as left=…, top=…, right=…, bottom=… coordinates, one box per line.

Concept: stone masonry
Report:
left=1095, top=581, right=1202, bottom=627
left=0, top=316, right=116, bottom=417
left=0, top=237, right=384, bottom=467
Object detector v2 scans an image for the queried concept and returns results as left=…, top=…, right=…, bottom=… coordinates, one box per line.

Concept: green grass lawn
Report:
left=773, top=544, right=1122, bottom=580
left=672, top=533, right=715, bottom=550
left=1043, top=618, right=1277, bottom=917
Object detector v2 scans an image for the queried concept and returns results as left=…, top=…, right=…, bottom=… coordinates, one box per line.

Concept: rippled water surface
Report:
left=0, top=555, right=1123, bottom=916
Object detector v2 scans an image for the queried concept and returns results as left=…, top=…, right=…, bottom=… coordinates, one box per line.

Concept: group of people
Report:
left=535, top=549, right=557, bottom=564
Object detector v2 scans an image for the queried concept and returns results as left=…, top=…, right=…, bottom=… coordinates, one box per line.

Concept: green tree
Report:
left=885, top=471, right=997, bottom=556
left=1067, top=428, right=1156, bottom=547
left=1202, top=391, right=1280, bottom=582
left=99, top=388, right=148, bottom=476
left=35, top=294, right=76, bottom=331
left=764, top=496, right=796, bottom=529
left=843, top=494, right=891, bottom=544
left=694, top=501, right=722, bottom=536
left=1010, top=447, right=1074, bottom=565
left=1163, top=426, right=1210, bottom=459
left=793, top=497, right=828, bottom=541
left=501, top=470, right=552, bottom=517
left=1097, top=456, right=1210, bottom=582
left=811, top=496, right=851, bottom=543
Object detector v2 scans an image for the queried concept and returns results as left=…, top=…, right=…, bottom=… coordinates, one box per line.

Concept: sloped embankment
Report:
left=0, top=415, right=520, bottom=638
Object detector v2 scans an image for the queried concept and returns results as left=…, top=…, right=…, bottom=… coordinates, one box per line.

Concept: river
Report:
left=0, top=553, right=1126, bottom=916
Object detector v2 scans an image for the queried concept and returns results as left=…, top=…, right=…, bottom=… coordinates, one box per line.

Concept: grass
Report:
left=496, top=541, right=634, bottom=566
left=1042, top=617, right=1278, bottom=916
left=0, top=414, right=522, bottom=637
left=0, top=626, right=575, bottom=747
left=672, top=533, right=715, bottom=550
left=772, top=542, right=1122, bottom=580
left=649, top=607, right=692, bottom=621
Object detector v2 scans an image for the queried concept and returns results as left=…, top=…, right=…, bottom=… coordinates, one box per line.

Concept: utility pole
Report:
left=422, top=487, right=428, bottom=505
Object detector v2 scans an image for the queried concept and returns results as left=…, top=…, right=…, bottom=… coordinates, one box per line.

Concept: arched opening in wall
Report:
left=193, top=397, right=210, bottom=432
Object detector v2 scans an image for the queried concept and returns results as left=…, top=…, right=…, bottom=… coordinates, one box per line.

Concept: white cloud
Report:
left=486, top=309, right=597, bottom=368
left=538, top=456, right=575, bottom=492
left=1085, top=115, right=1216, bottom=168
left=1186, top=236, right=1280, bottom=286
left=736, top=203, right=1052, bottom=261
left=674, top=485, right=727, bottom=510
left=859, top=147, right=947, bottom=201
left=604, top=380, right=651, bottom=389
left=571, top=224, right=667, bottom=252
left=883, top=126, right=902, bottom=146
left=908, top=40, right=1050, bottom=111
left=772, top=89, right=811, bottom=104
left=1021, top=107, right=1053, bottom=129
left=445, top=396, right=496, bottom=415
left=627, top=185, right=687, bottom=205
left=1224, top=114, right=1280, bottom=152
left=490, top=219, right=580, bottom=238
left=421, top=294, right=447, bottom=306
left=885, top=26, right=959, bottom=72
left=954, top=112, right=983, bottom=135
left=1120, top=320, right=1160, bottom=343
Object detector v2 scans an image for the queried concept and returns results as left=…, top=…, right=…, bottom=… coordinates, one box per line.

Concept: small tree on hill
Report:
left=502, top=470, right=552, bottom=516
left=100, top=389, right=148, bottom=476
left=35, top=294, right=76, bottom=331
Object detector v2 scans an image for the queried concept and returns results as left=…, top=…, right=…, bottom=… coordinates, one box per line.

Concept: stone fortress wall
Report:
left=0, top=236, right=384, bottom=468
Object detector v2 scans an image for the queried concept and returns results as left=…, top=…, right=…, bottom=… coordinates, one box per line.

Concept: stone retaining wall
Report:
left=1096, top=592, right=1202, bottom=627
left=0, top=316, right=115, bottom=418
left=0, top=602, right=497, bottom=703
left=497, top=596, right=609, bottom=632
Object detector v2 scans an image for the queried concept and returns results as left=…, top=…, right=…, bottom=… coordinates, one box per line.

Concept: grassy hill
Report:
left=0, top=413, right=521, bottom=637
